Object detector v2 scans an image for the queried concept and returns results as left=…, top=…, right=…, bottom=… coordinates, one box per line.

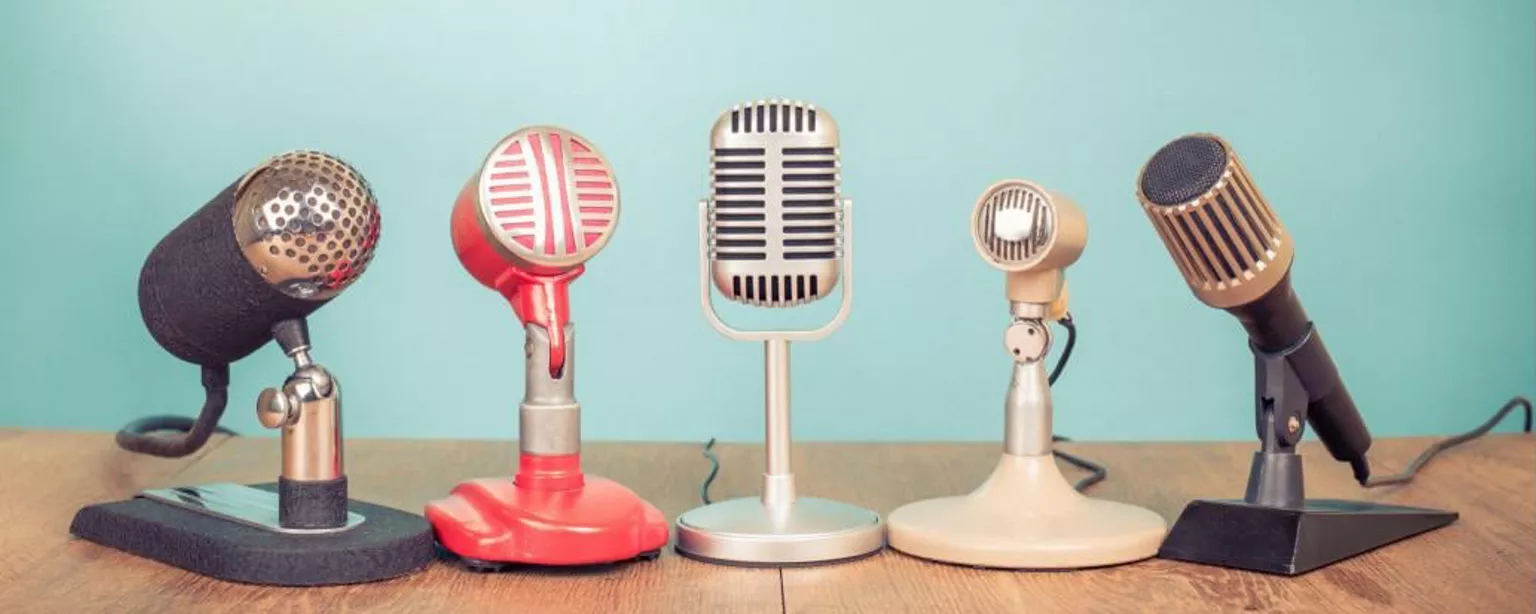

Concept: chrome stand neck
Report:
left=762, top=338, right=796, bottom=508
left=1003, top=311, right=1053, bottom=457
left=521, top=323, right=581, bottom=457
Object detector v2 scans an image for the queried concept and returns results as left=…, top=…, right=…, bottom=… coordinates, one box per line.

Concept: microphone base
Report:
left=426, top=476, right=669, bottom=567
left=1158, top=498, right=1457, bottom=575
left=674, top=497, right=885, bottom=566
left=69, top=482, right=434, bottom=586
left=888, top=453, right=1166, bottom=569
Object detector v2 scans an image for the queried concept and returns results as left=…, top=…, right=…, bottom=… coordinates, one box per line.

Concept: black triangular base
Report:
left=1157, top=498, right=1457, bottom=576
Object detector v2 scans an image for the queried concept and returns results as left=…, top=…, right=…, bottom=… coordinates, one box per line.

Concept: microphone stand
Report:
left=1157, top=324, right=1458, bottom=575
left=425, top=269, right=670, bottom=567
left=885, top=299, right=1166, bottom=569
left=130, top=318, right=361, bottom=534
left=676, top=201, right=885, bottom=566
left=69, top=317, right=435, bottom=586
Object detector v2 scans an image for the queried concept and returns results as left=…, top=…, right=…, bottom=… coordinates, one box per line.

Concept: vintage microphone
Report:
left=886, top=179, right=1167, bottom=569
left=1137, top=133, right=1457, bottom=575
left=673, top=100, right=885, bottom=566
left=426, top=126, right=669, bottom=568
left=71, top=151, right=434, bottom=586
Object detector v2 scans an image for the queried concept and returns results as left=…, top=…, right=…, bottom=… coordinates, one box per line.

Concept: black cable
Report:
left=1048, top=312, right=1076, bottom=385
left=1047, top=313, right=1103, bottom=491
left=700, top=437, right=721, bottom=505
left=115, top=364, right=238, bottom=457
left=1361, top=395, right=1532, bottom=487
left=1052, top=435, right=1107, bottom=492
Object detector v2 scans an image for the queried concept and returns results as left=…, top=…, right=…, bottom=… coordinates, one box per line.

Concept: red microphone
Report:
left=429, top=126, right=668, bottom=568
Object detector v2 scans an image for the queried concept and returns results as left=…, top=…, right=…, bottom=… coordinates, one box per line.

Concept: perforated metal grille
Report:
left=236, top=151, right=380, bottom=300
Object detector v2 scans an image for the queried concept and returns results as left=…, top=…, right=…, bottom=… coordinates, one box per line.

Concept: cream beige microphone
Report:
left=675, top=99, right=883, bottom=567
left=886, top=179, right=1167, bottom=570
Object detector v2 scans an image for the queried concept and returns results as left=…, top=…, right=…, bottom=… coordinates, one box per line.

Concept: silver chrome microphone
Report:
left=708, top=100, right=843, bottom=307
left=678, top=99, right=883, bottom=568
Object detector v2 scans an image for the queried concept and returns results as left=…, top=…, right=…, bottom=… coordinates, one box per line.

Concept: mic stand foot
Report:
left=674, top=340, right=883, bottom=566
left=888, top=453, right=1166, bottom=569
left=426, top=322, right=670, bottom=567
left=69, top=320, right=436, bottom=585
left=1157, top=339, right=1458, bottom=575
left=674, top=495, right=885, bottom=567
left=889, top=312, right=1166, bottom=569
left=69, top=484, right=434, bottom=586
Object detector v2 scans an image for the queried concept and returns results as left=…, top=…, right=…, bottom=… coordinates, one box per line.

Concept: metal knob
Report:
left=258, top=387, right=298, bottom=429
left=1004, top=320, right=1050, bottom=363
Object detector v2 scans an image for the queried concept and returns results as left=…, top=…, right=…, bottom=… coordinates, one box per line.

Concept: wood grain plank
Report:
left=0, top=431, right=229, bottom=594
left=1, top=434, right=1529, bottom=613
left=4, top=436, right=780, bottom=614
left=780, top=436, right=1536, bottom=614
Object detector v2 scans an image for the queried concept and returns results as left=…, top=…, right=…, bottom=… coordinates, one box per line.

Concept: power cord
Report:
left=696, top=314, right=1095, bottom=505
left=701, top=437, right=721, bottom=505
left=115, top=364, right=241, bottom=458
left=1362, top=396, right=1532, bottom=487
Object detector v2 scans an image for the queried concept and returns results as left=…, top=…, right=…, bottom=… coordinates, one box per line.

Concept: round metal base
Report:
left=674, top=497, right=885, bottom=566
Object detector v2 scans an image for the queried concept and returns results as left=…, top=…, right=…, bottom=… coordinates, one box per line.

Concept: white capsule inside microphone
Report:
left=992, top=208, right=1035, bottom=242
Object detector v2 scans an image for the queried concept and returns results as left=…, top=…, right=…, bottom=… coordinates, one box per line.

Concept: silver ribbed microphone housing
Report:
left=708, top=99, right=842, bottom=307
left=233, top=151, right=380, bottom=300
left=1135, top=134, right=1293, bottom=309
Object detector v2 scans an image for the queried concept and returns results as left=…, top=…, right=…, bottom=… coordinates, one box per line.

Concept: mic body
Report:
left=432, top=127, right=670, bottom=566
left=450, top=126, right=619, bottom=377
left=678, top=101, right=884, bottom=567
left=1135, top=134, right=1370, bottom=476
left=971, top=179, right=1087, bottom=307
left=709, top=100, right=842, bottom=307
left=139, top=151, right=380, bottom=366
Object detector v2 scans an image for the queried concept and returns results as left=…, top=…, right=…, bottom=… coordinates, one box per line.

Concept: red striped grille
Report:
left=479, top=127, right=618, bottom=265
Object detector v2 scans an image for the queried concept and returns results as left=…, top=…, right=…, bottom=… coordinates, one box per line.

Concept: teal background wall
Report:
left=1, top=1, right=1531, bottom=444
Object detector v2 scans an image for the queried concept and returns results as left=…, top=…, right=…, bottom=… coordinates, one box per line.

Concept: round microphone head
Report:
left=1134, top=134, right=1293, bottom=309
left=970, top=179, right=1086, bottom=273
left=463, top=126, right=619, bottom=273
left=233, top=151, right=380, bottom=300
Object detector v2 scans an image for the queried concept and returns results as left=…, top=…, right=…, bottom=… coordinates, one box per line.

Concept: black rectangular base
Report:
left=70, top=483, right=435, bottom=586
left=1158, top=498, right=1457, bottom=576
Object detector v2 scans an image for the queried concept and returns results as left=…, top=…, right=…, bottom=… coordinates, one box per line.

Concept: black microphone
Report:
left=1134, top=134, right=1372, bottom=482
left=122, top=151, right=380, bottom=457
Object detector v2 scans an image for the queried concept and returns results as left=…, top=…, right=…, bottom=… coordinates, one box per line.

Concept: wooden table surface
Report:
left=0, top=431, right=1529, bottom=613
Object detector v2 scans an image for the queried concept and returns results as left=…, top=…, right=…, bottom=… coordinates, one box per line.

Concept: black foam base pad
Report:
left=1157, top=498, right=1458, bottom=576
left=70, top=483, right=435, bottom=586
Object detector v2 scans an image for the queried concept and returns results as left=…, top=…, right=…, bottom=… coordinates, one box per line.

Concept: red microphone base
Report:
left=426, top=455, right=669, bottom=567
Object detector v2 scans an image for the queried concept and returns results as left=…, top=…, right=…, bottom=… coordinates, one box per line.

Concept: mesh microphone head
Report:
left=708, top=99, right=842, bottom=308
left=970, top=179, right=1086, bottom=273
left=1135, top=134, right=1293, bottom=309
left=234, top=151, right=380, bottom=300
left=462, top=126, right=620, bottom=273
left=140, top=151, right=380, bottom=366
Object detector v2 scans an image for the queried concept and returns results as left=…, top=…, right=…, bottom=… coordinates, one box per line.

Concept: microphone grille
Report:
left=971, top=180, right=1057, bottom=271
left=1135, top=134, right=1292, bottom=308
left=234, top=151, right=380, bottom=300
left=708, top=100, right=842, bottom=308
left=473, top=126, right=619, bottom=270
